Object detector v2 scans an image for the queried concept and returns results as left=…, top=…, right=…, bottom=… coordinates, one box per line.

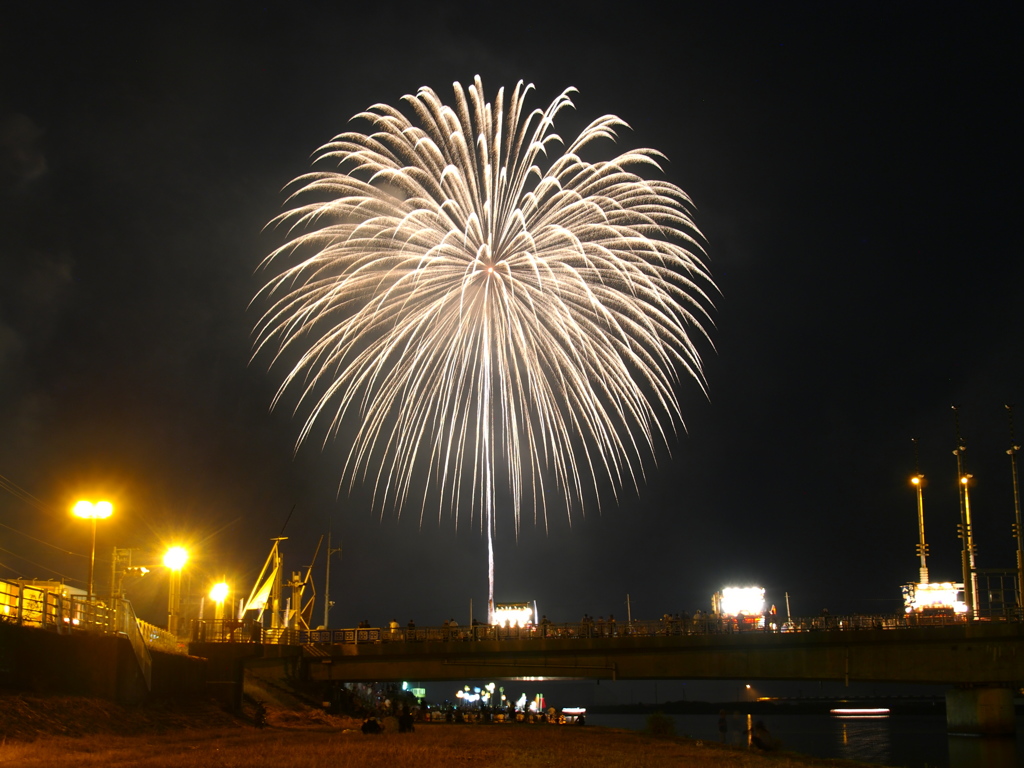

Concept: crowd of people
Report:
left=340, top=605, right=913, bottom=643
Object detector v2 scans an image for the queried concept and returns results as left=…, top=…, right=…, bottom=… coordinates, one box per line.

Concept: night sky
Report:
left=1, top=3, right=1021, bottom=646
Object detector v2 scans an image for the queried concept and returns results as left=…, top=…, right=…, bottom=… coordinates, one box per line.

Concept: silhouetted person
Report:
left=398, top=708, right=415, bottom=733
left=751, top=720, right=776, bottom=750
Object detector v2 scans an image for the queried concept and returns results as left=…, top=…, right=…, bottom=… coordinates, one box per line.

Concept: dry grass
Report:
left=0, top=694, right=244, bottom=741
left=0, top=721, right=882, bottom=768
left=0, top=694, right=883, bottom=768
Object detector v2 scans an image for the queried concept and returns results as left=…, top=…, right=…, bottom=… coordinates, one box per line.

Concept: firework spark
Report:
left=255, top=77, right=715, bottom=617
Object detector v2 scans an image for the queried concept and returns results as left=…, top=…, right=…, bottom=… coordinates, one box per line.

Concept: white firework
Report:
left=255, top=77, right=715, bottom=618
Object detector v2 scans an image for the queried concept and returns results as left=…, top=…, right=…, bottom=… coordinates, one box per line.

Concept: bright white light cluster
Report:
left=902, top=582, right=967, bottom=614
left=493, top=602, right=534, bottom=627
left=718, top=586, right=765, bottom=616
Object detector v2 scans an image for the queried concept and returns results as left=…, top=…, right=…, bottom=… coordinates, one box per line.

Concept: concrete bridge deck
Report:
left=296, top=620, right=1024, bottom=686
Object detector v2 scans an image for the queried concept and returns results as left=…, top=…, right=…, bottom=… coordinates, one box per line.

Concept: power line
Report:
left=0, top=521, right=86, bottom=558
left=0, top=473, right=51, bottom=514
left=0, top=472, right=89, bottom=559
left=0, top=546, right=82, bottom=584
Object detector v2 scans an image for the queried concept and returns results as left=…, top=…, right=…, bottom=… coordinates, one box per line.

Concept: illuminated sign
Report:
left=493, top=602, right=534, bottom=626
left=714, top=586, right=765, bottom=617
left=901, top=582, right=967, bottom=614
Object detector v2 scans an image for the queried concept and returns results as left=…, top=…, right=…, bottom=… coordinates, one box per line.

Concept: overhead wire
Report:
left=0, top=546, right=83, bottom=584
left=0, top=521, right=86, bottom=557
left=0, top=471, right=89, bottom=560
left=0, top=473, right=50, bottom=513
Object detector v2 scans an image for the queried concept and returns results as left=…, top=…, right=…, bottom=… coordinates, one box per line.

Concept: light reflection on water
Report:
left=586, top=712, right=1024, bottom=768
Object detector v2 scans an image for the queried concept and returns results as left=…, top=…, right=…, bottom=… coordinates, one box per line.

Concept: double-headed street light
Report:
left=164, top=546, right=189, bottom=635
left=72, top=500, right=113, bottom=602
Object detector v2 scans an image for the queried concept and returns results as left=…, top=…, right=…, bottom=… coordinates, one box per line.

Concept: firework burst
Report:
left=255, top=77, right=715, bottom=616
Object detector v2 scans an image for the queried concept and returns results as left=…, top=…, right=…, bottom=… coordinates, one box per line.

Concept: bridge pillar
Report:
left=945, top=686, right=1016, bottom=735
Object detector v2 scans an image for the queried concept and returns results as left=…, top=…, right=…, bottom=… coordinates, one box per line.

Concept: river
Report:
left=586, top=712, right=1024, bottom=767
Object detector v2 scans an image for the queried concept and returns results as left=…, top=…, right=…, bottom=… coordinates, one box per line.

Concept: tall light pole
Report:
left=72, top=500, right=113, bottom=602
left=911, top=475, right=929, bottom=584
left=952, top=406, right=975, bottom=618
left=1006, top=405, right=1023, bottom=614
left=323, top=531, right=342, bottom=629
left=960, top=474, right=979, bottom=618
left=164, top=546, right=189, bottom=635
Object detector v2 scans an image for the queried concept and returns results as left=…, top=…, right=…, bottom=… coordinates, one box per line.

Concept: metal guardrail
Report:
left=116, top=599, right=153, bottom=689
left=139, top=618, right=187, bottom=655
left=189, top=608, right=1022, bottom=647
left=2, top=578, right=98, bottom=633
left=0, top=577, right=187, bottom=666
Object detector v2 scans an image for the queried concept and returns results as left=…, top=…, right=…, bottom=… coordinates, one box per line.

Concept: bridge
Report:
left=3, top=576, right=1022, bottom=735
left=187, top=614, right=1024, bottom=735
left=288, top=620, right=1024, bottom=687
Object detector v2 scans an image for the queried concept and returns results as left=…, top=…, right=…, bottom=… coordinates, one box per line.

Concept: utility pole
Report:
left=110, top=547, right=135, bottom=603
left=323, top=530, right=342, bottom=629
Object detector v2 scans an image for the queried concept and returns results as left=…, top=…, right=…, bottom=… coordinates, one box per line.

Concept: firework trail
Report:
left=255, top=77, right=715, bottom=619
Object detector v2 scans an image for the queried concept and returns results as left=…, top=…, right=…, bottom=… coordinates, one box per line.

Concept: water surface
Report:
left=586, top=712, right=1024, bottom=768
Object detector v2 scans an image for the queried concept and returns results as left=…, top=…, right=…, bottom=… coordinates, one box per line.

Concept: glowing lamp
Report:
left=210, top=582, right=229, bottom=602
left=73, top=500, right=113, bottom=520
left=163, top=546, right=189, bottom=570
left=164, top=546, right=189, bottom=635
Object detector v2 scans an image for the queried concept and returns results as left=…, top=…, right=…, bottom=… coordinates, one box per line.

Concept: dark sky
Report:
left=1, top=2, right=1021, bottom=635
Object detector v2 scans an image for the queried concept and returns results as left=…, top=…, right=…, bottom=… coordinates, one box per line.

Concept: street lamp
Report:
left=164, top=546, right=189, bottom=635
left=210, top=581, right=229, bottom=622
left=72, top=500, right=113, bottom=602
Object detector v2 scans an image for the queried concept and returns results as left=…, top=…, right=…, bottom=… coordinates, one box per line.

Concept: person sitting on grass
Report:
left=750, top=720, right=778, bottom=751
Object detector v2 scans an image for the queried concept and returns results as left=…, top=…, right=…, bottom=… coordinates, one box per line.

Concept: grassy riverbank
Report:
left=0, top=722, right=886, bottom=768
left=0, top=695, right=885, bottom=768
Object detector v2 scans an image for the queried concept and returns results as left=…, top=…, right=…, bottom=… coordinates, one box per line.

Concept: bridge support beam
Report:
left=945, top=686, right=1016, bottom=735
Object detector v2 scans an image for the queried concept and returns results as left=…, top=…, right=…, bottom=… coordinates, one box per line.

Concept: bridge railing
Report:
left=0, top=576, right=187, bottom=658
left=185, top=607, right=1021, bottom=647
left=138, top=618, right=187, bottom=655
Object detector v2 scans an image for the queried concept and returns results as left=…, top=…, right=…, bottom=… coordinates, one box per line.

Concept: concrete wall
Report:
left=0, top=621, right=206, bottom=702
left=946, top=686, right=1016, bottom=735
left=188, top=641, right=268, bottom=710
